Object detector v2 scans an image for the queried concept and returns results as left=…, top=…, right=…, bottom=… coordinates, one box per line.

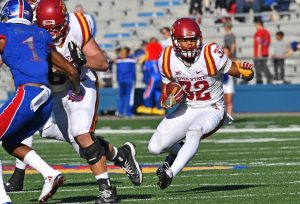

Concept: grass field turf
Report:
left=1, top=115, right=300, bottom=203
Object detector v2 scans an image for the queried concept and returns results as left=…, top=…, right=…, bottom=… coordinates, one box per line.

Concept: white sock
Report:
left=16, top=158, right=26, bottom=170
left=170, top=130, right=202, bottom=177
left=23, top=150, right=57, bottom=179
left=16, top=136, right=34, bottom=170
left=0, top=161, right=9, bottom=198
left=110, top=147, right=118, bottom=160
left=95, top=172, right=109, bottom=180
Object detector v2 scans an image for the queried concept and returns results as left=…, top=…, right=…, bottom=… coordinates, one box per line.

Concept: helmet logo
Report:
left=184, top=31, right=195, bottom=37
left=42, top=19, right=55, bottom=26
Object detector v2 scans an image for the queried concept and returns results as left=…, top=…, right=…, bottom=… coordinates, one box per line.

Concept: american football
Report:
left=166, top=82, right=182, bottom=96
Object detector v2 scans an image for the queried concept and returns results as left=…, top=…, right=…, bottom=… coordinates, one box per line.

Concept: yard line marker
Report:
left=94, top=127, right=300, bottom=134
left=10, top=183, right=300, bottom=194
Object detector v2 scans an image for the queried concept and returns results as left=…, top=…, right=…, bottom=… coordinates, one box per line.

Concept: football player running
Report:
left=148, top=18, right=254, bottom=190
left=0, top=0, right=82, bottom=202
left=5, top=0, right=142, bottom=203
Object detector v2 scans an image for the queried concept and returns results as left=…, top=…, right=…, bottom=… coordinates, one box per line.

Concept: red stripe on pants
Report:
left=0, top=86, right=25, bottom=138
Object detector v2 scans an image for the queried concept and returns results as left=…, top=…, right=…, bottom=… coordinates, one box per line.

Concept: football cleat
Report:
left=96, top=180, right=117, bottom=204
left=38, top=172, right=65, bottom=203
left=4, top=167, right=25, bottom=192
left=114, top=142, right=143, bottom=186
left=0, top=194, right=12, bottom=204
left=157, top=162, right=173, bottom=190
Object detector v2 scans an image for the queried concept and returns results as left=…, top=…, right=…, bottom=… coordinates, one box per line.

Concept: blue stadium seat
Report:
left=137, top=12, right=165, bottom=17
left=103, top=33, right=131, bottom=38
left=121, top=22, right=148, bottom=28
left=154, top=1, right=182, bottom=7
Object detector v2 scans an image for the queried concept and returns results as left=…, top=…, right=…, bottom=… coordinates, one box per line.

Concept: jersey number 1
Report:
left=23, top=36, right=40, bottom=61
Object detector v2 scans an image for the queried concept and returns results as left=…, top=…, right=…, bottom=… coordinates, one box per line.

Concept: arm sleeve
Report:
left=158, top=53, right=171, bottom=84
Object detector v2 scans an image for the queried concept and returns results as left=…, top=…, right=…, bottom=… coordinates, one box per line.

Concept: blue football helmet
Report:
left=1, top=0, right=33, bottom=25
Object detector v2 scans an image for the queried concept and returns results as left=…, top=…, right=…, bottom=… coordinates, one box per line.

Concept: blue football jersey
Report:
left=0, top=22, right=53, bottom=87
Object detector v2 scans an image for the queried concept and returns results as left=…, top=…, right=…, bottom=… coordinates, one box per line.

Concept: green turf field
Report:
left=1, top=115, right=300, bottom=203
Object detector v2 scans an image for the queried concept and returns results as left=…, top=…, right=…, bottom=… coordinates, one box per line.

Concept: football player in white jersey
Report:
left=148, top=18, right=254, bottom=190
left=5, top=0, right=142, bottom=203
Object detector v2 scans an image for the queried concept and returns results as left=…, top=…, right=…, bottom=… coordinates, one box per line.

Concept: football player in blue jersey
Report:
left=0, top=0, right=82, bottom=203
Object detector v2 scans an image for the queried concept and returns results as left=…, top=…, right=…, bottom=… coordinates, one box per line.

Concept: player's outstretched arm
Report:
left=82, top=38, right=109, bottom=72
left=50, top=49, right=81, bottom=95
left=227, top=61, right=254, bottom=81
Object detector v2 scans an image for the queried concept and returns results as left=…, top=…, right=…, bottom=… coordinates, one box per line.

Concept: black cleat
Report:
left=96, top=180, right=117, bottom=204
left=5, top=167, right=25, bottom=192
left=114, top=142, right=143, bottom=186
left=157, top=162, right=173, bottom=190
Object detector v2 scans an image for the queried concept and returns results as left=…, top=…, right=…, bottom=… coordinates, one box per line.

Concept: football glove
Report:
left=68, top=41, right=87, bottom=68
left=234, top=61, right=254, bottom=81
left=68, top=86, right=85, bottom=102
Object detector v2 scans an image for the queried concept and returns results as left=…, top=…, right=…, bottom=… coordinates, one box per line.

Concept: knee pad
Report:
left=95, top=135, right=109, bottom=153
left=81, top=138, right=105, bottom=165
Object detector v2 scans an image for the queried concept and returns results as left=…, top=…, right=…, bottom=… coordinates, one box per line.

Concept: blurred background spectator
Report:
left=271, top=31, right=293, bottom=84
left=291, top=41, right=300, bottom=52
left=159, top=27, right=172, bottom=48
left=115, top=47, right=136, bottom=118
left=136, top=37, right=165, bottom=116
left=98, top=50, right=113, bottom=87
left=253, top=18, right=273, bottom=84
left=189, top=0, right=203, bottom=16
left=223, top=22, right=236, bottom=59
left=74, top=4, right=97, bottom=37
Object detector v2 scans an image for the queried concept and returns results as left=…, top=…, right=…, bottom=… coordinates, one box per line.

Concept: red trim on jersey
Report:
left=204, top=45, right=211, bottom=75
left=166, top=46, right=172, bottom=78
left=74, top=13, right=92, bottom=48
left=204, top=43, right=217, bottom=76
left=18, top=0, right=24, bottom=18
left=162, top=46, right=173, bottom=79
left=0, top=86, right=25, bottom=139
left=207, top=43, right=217, bottom=75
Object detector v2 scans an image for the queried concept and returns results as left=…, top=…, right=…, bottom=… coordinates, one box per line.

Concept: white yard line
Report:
left=25, top=170, right=300, bottom=184
left=94, top=127, right=300, bottom=134
left=10, top=182, right=300, bottom=194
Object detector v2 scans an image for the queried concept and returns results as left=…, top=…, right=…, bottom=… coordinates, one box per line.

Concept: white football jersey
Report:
left=50, top=12, right=96, bottom=92
left=158, top=43, right=232, bottom=108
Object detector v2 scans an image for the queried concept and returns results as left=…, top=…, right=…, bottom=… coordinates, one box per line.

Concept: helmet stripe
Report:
left=18, top=0, right=24, bottom=18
